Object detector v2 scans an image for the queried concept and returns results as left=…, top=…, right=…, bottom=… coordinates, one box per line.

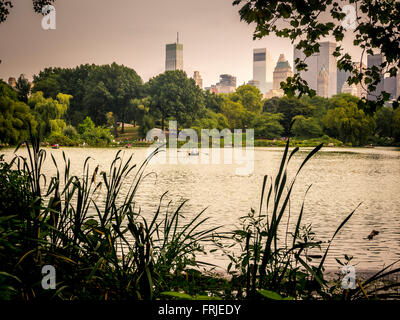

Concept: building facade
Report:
left=294, top=41, right=337, bottom=97
left=366, top=54, right=384, bottom=101
left=253, top=48, right=274, bottom=95
left=265, top=54, right=293, bottom=99
left=165, top=35, right=183, bottom=71
left=207, top=74, right=237, bottom=94
left=193, top=71, right=203, bottom=89
left=317, top=65, right=329, bottom=98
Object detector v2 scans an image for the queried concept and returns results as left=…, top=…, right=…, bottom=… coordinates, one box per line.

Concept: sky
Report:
left=0, top=0, right=362, bottom=87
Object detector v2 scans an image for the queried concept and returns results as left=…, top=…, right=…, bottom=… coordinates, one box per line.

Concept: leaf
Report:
left=258, top=289, right=283, bottom=300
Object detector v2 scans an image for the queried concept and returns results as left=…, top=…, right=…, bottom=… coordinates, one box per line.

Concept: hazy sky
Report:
left=0, top=0, right=362, bottom=87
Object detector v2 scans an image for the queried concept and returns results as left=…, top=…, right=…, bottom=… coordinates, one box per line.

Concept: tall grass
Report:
left=0, top=135, right=218, bottom=300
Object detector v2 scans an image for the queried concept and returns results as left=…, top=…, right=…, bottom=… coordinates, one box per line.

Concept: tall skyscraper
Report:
left=253, top=48, right=274, bottom=94
left=317, top=65, right=329, bottom=98
left=367, top=54, right=384, bottom=101
left=165, top=33, right=183, bottom=71
left=193, top=71, right=203, bottom=89
left=294, top=41, right=337, bottom=97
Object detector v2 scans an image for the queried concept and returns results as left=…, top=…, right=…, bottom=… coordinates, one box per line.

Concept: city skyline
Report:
left=0, top=0, right=365, bottom=89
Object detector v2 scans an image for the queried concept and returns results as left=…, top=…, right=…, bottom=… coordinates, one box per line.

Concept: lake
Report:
left=2, top=146, right=400, bottom=274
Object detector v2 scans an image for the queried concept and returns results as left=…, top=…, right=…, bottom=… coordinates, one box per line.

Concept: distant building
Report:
left=8, top=77, right=16, bottom=88
left=341, top=82, right=358, bottom=96
left=165, top=33, right=183, bottom=71
left=294, top=41, right=337, bottom=97
left=384, top=76, right=397, bottom=100
left=367, top=54, right=384, bottom=101
left=247, top=79, right=260, bottom=88
left=317, top=65, right=329, bottom=98
left=207, top=74, right=237, bottom=94
left=193, top=71, right=203, bottom=89
left=337, top=69, right=351, bottom=95
left=253, top=48, right=274, bottom=95
left=265, top=54, right=293, bottom=99
left=339, top=62, right=367, bottom=99
left=272, top=54, right=293, bottom=90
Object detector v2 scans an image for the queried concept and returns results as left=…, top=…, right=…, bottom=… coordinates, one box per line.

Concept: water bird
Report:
left=367, top=230, right=379, bottom=240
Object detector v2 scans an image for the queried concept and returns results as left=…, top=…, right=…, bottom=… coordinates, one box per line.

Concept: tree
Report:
left=0, top=81, right=36, bottom=144
left=233, top=0, right=400, bottom=111
left=147, top=70, right=205, bottom=130
left=204, top=90, right=224, bottom=113
left=292, top=115, right=323, bottom=138
left=106, top=112, right=118, bottom=137
left=138, top=115, right=155, bottom=139
left=323, top=97, right=375, bottom=145
left=230, top=84, right=263, bottom=113
left=28, top=91, right=71, bottom=137
left=32, top=64, right=143, bottom=130
left=220, top=98, right=248, bottom=129
left=15, top=75, right=31, bottom=103
left=251, top=113, right=284, bottom=139
left=264, top=97, right=314, bottom=136
left=375, top=106, right=394, bottom=138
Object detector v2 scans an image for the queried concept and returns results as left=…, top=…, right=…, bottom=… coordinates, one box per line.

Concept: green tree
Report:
left=292, top=115, right=323, bottom=138
left=0, top=81, right=36, bottom=144
left=251, top=113, right=284, bottom=139
left=264, top=97, right=314, bottom=136
left=204, top=90, right=224, bottom=113
left=138, top=115, right=155, bottom=139
left=323, top=98, right=375, bottom=146
left=375, top=106, right=394, bottom=138
left=231, top=84, right=263, bottom=113
left=28, top=91, right=71, bottom=137
left=15, top=75, right=31, bottom=103
left=147, top=70, right=205, bottom=130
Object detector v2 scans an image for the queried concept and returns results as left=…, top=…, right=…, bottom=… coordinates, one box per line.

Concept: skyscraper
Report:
left=367, top=54, right=384, bottom=101
left=193, top=71, right=203, bottom=89
left=165, top=33, right=183, bottom=71
left=317, top=65, right=329, bottom=98
left=294, top=41, right=337, bottom=97
left=253, top=48, right=274, bottom=94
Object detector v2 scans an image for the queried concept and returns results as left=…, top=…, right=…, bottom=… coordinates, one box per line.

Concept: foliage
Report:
left=251, top=113, right=284, bottom=139
left=147, top=70, right=205, bottom=130
left=138, top=115, right=155, bottom=139
left=292, top=115, right=323, bottom=139
left=78, top=116, right=113, bottom=146
left=0, top=81, right=37, bottom=144
left=32, top=63, right=143, bottom=129
left=29, top=91, right=71, bottom=137
left=323, top=94, right=375, bottom=145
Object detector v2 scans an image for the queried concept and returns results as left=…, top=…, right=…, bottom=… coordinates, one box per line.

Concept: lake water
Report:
left=2, top=146, right=400, bottom=274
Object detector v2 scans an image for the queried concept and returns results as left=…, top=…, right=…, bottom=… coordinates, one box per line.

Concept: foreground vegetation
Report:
left=1, top=135, right=399, bottom=301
